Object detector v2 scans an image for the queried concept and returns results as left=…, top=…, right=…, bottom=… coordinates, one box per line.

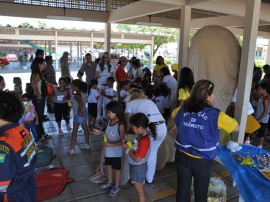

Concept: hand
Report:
left=92, top=128, right=101, bottom=136
left=122, top=143, right=129, bottom=149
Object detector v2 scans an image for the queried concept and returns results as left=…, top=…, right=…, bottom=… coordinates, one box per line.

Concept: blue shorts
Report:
left=129, top=163, right=147, bottom=184
left=73, top=109, right=88, bottom=124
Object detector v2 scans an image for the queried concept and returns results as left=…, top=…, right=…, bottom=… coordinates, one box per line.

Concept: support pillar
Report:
left=91, top=32, right=94, bottom=53
left=77, top=42, right=79, bottom=62
left=44, top=41, right=47, bottom=56
left=105, top=23, right=111, bottom=53
left=80, top=42, right=82, bottom=62
left=48, top=41, right=52, bottom=54
left=70, top=42, right=72, bottom=62
left=177, top=5, right=191, bottom=71
left=234, top=0, right=261, bottom=143
left=150, top=35, right=154, bottom=69
left=55, top=31, right=58, bottom=69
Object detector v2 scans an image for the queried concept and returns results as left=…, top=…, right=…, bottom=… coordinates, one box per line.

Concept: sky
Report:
left=0, top=16, right=109, bottom=30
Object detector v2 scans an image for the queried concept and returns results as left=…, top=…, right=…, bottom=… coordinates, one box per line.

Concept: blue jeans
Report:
left=175, top=150, right=213, bottom=202
left=32, top=96, right=45, bottom=138
left=24, top=120, right=39, bottom=143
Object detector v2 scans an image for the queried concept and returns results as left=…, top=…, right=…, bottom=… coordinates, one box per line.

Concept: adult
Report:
left=44, top=55, right=57, bottom=113
left=96, top=52, right=114, bottom=123
left=115, top=56, right=128, bottom=98
left=178, top=67, right=194, bottom=107
left=60, top=51, right=70, bottom=77
left=0, top=91, right=37, bottom=201
left=130, top=59, right=143, bottom=81
left=161, top=67, right=178, bottom=110
left=30, top=57, right=47, bottom=142
left=174, top=80, right=239, bottom=202
left=153, top=56, right=169, bottom=78
left=77, top=53, right=97, bottom=85
left=125, top=88, right=167, bottom=183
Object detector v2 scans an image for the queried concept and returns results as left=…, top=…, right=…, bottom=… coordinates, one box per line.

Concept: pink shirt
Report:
left=23, top=101, right=36, bottom=122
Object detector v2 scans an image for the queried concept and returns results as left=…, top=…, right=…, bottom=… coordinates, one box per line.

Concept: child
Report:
left=65, top=75, right=73, bottom=119
left=119, top=79, right=131, bottom=110
left=92, top=101, right=125, bottom=197
left=13, top=77, right=23, bottom=95
left=153, top=87, right=165, bottom=115
left=102, top=77, right=117, bottom=119
left=144, top=84, right=155, bottom=102
left=69, top=79, right=90, bottom=154
left=88, top=79, right=99, bottom=129
left=21, top=93, right=39, bottom=144
left=122, top=113, right=155, bottom=202
left=51, top=77, right=71, bottom=135
left=0, top=75, right=6, bottom=91
left=255, top=83, right=270, bottom=148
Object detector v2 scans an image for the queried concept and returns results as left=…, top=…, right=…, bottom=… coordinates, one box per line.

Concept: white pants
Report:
left=97, top=85, right=107, bottom=120
left=146, top=122, right=167, bottom=183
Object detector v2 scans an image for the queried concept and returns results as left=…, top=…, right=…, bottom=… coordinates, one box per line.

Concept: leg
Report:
left=88, top=114, right=92, bottom=128
left=146, top=124, right=167, bottom=183
left=82, top=123, right=89, bottom=144
left=114, top=169, right=121, bottom=187
left=175, top=150, right=193, bottom=202
left=32, top=97, right=46, bottom=138
left=30, top=120, right=39, bottom=143
left=71, top=123, right=79, bottom=149
left=106, top=165, right=113, bottom=184
left=134, top=183, right=146, bottom=202
left=192, top=158, right=212, bottom=202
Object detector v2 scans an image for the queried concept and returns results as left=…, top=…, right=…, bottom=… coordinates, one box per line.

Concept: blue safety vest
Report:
left=174, top=107, right=220, bottom=160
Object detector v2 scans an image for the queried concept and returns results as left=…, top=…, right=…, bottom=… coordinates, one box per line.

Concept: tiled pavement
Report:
left=40, top=113, right=246, bottom=202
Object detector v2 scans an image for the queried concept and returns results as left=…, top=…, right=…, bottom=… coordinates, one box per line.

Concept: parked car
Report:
left=5, top=54, right=18, bottom=62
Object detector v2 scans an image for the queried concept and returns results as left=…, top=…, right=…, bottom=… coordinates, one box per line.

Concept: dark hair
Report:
left=134, top=77, right=142, bottom=83
left=141, top=78, right=149, bottom=90
left=183, top=79, right=214, bottom=113
left=253, top=66, right=262, bottom=84
left=264, top=73, right=270, bottom=81
left=65, top=75, right=72, bottom=85
left=154, top=87, right=161, bottom=97
left=30, top=57, right=45, bottom=79
left=131, top=59, right=141, bottom=68
left=0, top=75, right=4, bottom=82
left=58, top=76, right=67, bottom=84
left=13, top=77, right=22, bottom=85
left=263, top=64, right=270, bottom=74
left=88, top=79, right=98, bottom=94
left=95, top=57, right=100, bottom=64
left=258, top=82, right=270, bottom=94
left=159, top=82, right=170, bottom=97
left=0, top=91, right=24, bottom=122
left=178, top=67, right=194, bottom=92
left=160, top=67, right=171, bottom=76
left=80, top=81, right=88, bottom=93
left=106, top=101, right=125, bottom=123
left=72, top=79, right=82, bottom=90
left=107, top=76, right=115, bottom=83
left=35, top=49, right=44, bottom=57
left=85, top=53, right=92, bottom=57
left=156, top=56, right=165, bottom=65
left=119, top=79, right=130, bottom=89
left=129, top=113, right=157, bottom=140
left=21, top=93, right=31, bottom=100
left=144, top=84, right=154, bottom=99
left=45, top=55, right=52, bottom=62
left=99, top=52, right=112, bottom=72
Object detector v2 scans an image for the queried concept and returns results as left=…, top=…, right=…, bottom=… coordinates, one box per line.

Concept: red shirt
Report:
left=135, top=135, right=150, bottom=159
left=115, top=66, right=128, bottom=83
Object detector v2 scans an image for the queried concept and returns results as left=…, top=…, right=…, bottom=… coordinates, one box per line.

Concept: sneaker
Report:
left=66, top=124, right=72, bottom=131
left=58, top=129, right=63, bottom=136
left=84, top=144, right=91, bottom=150
left=67, top=148, right=75, bottom=155
left=257, top=145, right=262, bottom=149
left=108, top=185, right=120, bottom=197
left=100, top=182, right=112, bottom=189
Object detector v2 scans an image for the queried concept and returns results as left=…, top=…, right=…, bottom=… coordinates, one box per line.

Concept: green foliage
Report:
left=20, top=22, right=31, bottom=28
left=38, top=21, right=47, bottom=29
left=116, top=24, right=177, bottom=57
left=164, top=58, right=173, bottom=65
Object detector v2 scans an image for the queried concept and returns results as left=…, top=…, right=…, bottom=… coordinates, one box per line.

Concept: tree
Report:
left=116, top=24, right=177, bottom=57
left=38, top=21, right=47, bottom=29
left=20, top=22, right=31, bottom=28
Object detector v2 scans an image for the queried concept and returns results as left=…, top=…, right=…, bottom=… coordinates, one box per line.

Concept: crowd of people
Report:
left=1, top=48, right=269, bottom=202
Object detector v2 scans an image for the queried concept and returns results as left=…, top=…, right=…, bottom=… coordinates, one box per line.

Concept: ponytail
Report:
left=148, top=122, right=157, bottom=140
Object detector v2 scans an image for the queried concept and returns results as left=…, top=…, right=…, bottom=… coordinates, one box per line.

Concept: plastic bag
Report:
left=226, top=141, right=242, bottom=152
left=208, top=177, right=226, bottom=197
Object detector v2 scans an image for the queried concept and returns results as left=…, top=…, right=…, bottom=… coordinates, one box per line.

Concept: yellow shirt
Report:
left=153, top=64, right=169, bottom=76
left=178, top=88, right=190, bottom=101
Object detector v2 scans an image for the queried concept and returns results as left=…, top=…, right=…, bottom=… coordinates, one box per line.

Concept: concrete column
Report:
left=234, top=0, right=261, bottom=143
left=91, top=32, right=94, bottom=53
left=150, top=35, right=154, bottom=69
left=44, top=41, right=47, bottom=56
left=55, top=31, right=58, bottom=69
left=105, top=23, right=111, bottom=53
left=70, top=42, right=72, bottom=61
left=77, top=42, right=79, bottom=62
left=15, top=28, right=19, bottom=35
left=48, top=41, right=52, bottom=53
left=178, top=5, right=191, bottom=71
left=266, top=39, right=270, bottom=64
left=80, top=42, right=82, bottom=61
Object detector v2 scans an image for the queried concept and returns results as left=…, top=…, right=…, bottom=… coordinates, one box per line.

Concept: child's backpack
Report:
left=36, top=146, right=56, bottom=168
left=35, top=168, right=74, bottom=201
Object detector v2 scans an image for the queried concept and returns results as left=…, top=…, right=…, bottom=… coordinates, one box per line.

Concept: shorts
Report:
left=88, top=103, right=97, bottom=118
left=54, top=102, right=69, bottom=122
left=129, top=163, right=147, bottom=184
left=257, top=122, right=267, bottom=137
left=73, top=109, right=88, bottom=124
left=105, top=157, right=121, bottom=170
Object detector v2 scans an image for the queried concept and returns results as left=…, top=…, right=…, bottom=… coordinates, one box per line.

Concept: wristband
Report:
left=125, top=148, right=130, bottom=155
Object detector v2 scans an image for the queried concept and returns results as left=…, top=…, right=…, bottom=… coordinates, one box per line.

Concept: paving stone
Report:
left=61, top=153, right=88, bottom=168
left=68, top=164, right=95, bottom=181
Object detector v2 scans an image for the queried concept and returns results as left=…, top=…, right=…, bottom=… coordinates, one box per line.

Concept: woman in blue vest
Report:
left=174, top=79, right=239, bottom=202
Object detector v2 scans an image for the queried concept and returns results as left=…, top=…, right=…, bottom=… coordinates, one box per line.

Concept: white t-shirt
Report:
left=103, top=88, right=117, bottom=105
left=120, top=89, right=128, bottom=103
left=125, top=99, right=164, bottom=122
left=231, top=89, right=254, bottom=115
left=88, top=88, right=99, bottom=103
left=96, top=64, right=114, bottom=87
left=154, top=96, right=165, bottom=114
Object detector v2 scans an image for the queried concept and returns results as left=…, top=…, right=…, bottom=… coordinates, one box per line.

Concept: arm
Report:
left=77, top=64, right=85, bottom=79
left=125, top=113, right=131, bottom=131
left=257, top=99, right=269, bottom=122
left=34, top=111, right=39, bottom=125
left=74, top=93, right=83, bottom=116
left=31, top=74, right=42, bottom=99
